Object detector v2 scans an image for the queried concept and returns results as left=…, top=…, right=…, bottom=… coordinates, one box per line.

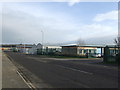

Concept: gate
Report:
left=103, top=45, right=120, bottom=62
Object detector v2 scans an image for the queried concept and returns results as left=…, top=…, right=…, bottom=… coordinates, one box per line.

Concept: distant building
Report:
left=26, top=44, right=37, bottom=54
left=28, top=43, right=43, bottom=54
left=1, top=44, right=17, bottom=51
left=43, top=45, right=62, bottom=55
left=0, top=43, right=43, bottom=54
left=61, top=44, right=105, bottom=57
left=16, top=44, right=34, bottom=54
left=16, top=43, right=43, bottom=54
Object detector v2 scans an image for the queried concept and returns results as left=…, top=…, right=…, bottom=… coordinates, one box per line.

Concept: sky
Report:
left=1, top=2, right=118, bottom=45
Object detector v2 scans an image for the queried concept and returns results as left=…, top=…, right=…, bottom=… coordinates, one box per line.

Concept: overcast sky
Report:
left=1, top=2, right=118, bottom=45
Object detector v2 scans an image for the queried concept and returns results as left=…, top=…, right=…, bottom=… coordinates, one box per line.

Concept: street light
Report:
left=41, top=30, right=44, bottom=54
left=41, top=30, right=44, bottom=46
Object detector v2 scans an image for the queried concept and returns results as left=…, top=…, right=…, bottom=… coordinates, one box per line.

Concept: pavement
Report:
left=5, top=52, right=119, bottom=88
left=2, top=52, right=29, bottom=89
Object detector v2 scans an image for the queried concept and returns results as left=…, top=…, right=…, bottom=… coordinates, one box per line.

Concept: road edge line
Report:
left=4, top=52, right=37, bottom=90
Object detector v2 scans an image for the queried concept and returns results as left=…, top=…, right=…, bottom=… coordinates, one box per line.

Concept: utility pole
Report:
left=41, top=30, right=44, bottom=54
left=41, top=30, right=44, bottom=46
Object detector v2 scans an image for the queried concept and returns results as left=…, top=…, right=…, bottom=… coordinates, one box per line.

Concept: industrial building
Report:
left=61, top=44, right=105, bottom=57
left=1, top=43, right=43, bottom=55
left=43, top=45, right=62, bottom=55
left=16, top=43, right=43, bottom=54
left=0, top=44, right=17, bottom=51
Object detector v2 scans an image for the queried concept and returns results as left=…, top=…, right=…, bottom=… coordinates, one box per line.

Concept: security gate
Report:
left=103, top=46, right=120, bottom=63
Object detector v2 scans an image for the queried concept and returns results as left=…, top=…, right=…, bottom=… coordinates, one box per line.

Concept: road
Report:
left=5, top=52, right=118, bottom=88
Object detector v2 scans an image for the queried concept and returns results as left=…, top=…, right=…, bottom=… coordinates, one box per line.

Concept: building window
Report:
left=84, top=49, right=88, bottom=54
left=89, top=50, right=91, bottom=53
left=79, top=49, right=82, bottom=54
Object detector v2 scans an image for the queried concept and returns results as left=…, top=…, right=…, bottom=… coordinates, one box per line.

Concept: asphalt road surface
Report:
left=5, top=52, right=119, bottom=88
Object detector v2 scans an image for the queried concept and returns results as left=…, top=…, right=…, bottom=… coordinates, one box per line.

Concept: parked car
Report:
left=92, top=53, right=101, bottom=58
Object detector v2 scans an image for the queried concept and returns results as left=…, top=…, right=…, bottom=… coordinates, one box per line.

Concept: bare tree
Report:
left=77, top=38, right=86, bottom=46
left=114, top=36, right=120, bottom=63
left=114, top=36, right=120, bottom=46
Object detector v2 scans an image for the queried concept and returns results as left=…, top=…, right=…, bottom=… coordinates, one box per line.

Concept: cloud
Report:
left=71, top=23, right=117, bottom=45
left=0, top=0, right=119, bottom=2
left=68, top=0, right=81, bottom=6
left=2, top=5, right=81, bottom=44
left=76, top=23, right=117, bottom=39
left=93, top=10, right=118, bottom=22
left=2, top=3, right=118, bottom=45
left=85, top=34, right=117, bottom=45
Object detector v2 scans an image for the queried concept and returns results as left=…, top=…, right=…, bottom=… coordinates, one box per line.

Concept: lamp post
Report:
left=41, top=30, right=44, bottom=46
left=41, top=30, right=44, bottom=54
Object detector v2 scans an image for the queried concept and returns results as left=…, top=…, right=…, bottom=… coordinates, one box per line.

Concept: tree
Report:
left=114, top=36, right=120, bottom=46
left=114, top=36, right=120, bottom=63
left=77, top=38, right=86, bottom=46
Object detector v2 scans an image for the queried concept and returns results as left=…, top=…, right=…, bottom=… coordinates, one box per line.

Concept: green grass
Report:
left=103, top=61, right=118, bottom=64
left=39, top=54, right=87, bottom=59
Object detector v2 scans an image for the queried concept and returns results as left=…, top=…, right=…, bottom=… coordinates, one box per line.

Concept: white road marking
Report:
left=17, top=70, right=36, bottom=89
left=57, top=65, right=93, bottom=75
